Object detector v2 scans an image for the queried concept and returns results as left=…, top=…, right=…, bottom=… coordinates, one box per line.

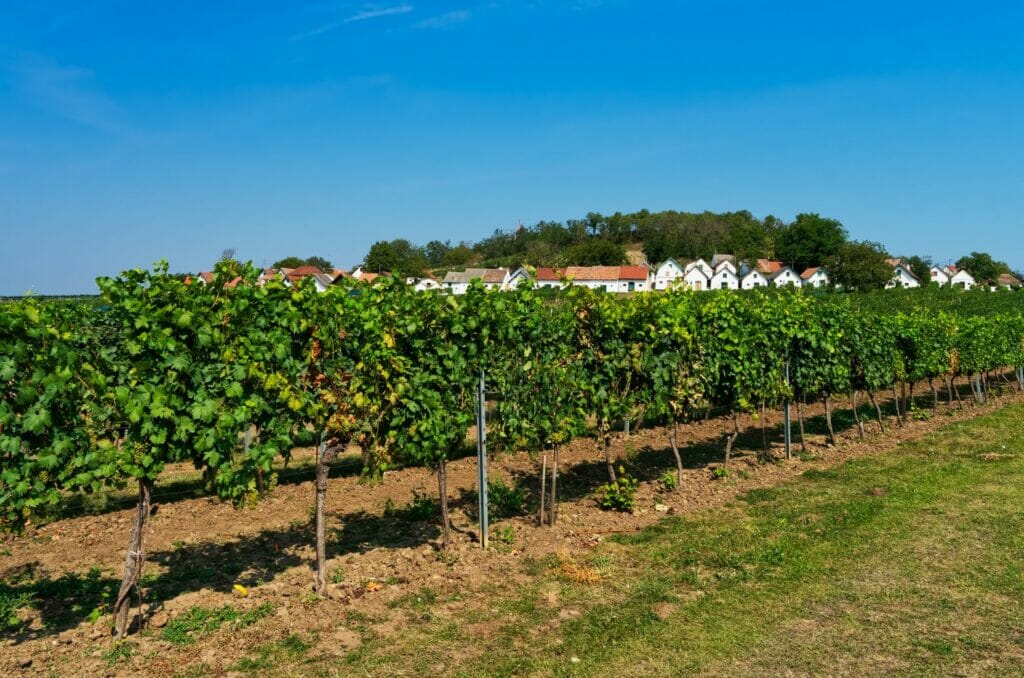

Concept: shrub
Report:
left=487, top=479, right=526, bottom=518
left=597, top=468, right=638, bottom=512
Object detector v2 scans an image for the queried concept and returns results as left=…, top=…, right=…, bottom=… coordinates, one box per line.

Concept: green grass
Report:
left=322, top=401, right=1024, bottom=676
left=161, top=602, right=274, bottom=646
left=233, top=634, right=313, bottom=672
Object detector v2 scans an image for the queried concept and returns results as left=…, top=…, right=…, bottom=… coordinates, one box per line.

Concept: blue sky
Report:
left=2, top=1, right=1022, bottom=294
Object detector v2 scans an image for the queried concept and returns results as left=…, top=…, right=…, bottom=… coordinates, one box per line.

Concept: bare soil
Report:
left=1, top=379, right=1019, bottom=676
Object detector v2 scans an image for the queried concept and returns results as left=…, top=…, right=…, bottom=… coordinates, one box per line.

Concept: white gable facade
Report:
left=682, top=267, right=710, bottom=291
left=886, top=265, right=920, bottom=289
left=801, top=269, right=830, bottom=288
left=654, top=259, right=685, bottom=290
left=709, top=268, right=739, bottom=290
left=930, top=266, right=951, bottom=286
left=741, top=270, right=768, bottom=290
left=950, top=269, right=975, bottom=289
left=769, top=267, right=802, bottom=288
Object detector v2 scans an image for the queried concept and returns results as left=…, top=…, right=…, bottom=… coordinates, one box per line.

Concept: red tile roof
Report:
left=284, top=265, right=326, bottom=282
left=756, top=259, right=783, bottom=274
left=800, top=267, right=820, bottom=280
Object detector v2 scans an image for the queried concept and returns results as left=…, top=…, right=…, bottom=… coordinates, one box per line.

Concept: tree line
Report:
left=357, top=210, right=1019, bottom=289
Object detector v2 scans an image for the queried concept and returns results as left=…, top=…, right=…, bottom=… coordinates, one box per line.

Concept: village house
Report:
left=532, top=266, right=651, bottom=293
left=800, top=267, right=830, bottom=288
left=885, top=260, right=920, bottom=289
left=931, top=265, right=976, bottom=290
left=653, top=258, right=685, bottom=290
left=740, top=269, right=769, bottom=290
left=997, top=273, right=1022, bottom=290
left=709, top=260, right=739, bottom=290
left=441, top=268, right=510, bottom=295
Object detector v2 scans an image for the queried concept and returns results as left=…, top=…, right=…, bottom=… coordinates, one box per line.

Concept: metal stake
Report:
left=477, top=369, right=489, bottom=549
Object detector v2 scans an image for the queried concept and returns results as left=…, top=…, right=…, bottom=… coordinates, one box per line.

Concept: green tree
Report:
left=956, top=252, right=1011, bottom=283
left=775, top=213, right=848, bottom=272
left=562, top=239, right=626, bottom=266
left=364, top=239, right=428, bottom=276
left=826, top=240, right=891, bottom=291
left=304, top=256, right=333, bottom=272
left=272, top=256, right=305, bottom=269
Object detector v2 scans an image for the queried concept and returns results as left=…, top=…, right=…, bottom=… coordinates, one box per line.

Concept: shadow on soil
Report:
left=2, top=379, right=1008, bottom=644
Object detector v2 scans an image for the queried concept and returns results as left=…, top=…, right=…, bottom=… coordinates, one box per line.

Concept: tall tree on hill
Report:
left=562, top=239, right=626, bottom=266
left=364, top=239, right=428, bottom=275
left=956, top=252, right=1011, bottom=283
left=826, top=240, right=892, bottom=290
left=775, top=213, right=848, bottom=271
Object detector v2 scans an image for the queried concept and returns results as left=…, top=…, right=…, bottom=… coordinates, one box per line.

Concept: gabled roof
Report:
left=998, top=273, right=1022, bottom=287
left=756, top=259, right=784, bottom=274
left=283, top=265, right=326, bottom=282
left=891, top=264, right=919, bottom=281
left=800, top=267, right=821, bottom=280
left=535, top=267, right=562, bottom=282
left=198, top=271, right=215, bottom=284
left=442, top=268, right=508, bottom=285
left=564, top=265, right=649, bottom=281
left=711, top=253, right=735, bottom=267
left=767, top=265, right=798, bottom=280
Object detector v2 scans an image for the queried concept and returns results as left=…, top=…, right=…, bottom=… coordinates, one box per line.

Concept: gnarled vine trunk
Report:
left=437, top=458, right=452, bottom=549
left=550, top=447, right=559, bottom=526
left=823, top=393, right=836, bottom=446
left=668, top=420, right=684, bottom=487
left=723, top=411, right=740, bottom=467
left=867, top=390, right=886, bottom=433
left=313, top=437, right=344, bottom=595
left=797, top=398, right=807, bottom=451
left=113, top=477, right=153, bottom=638
left=892, top=384, right=903, bottom=427
left=851, top=390, right=865, bottom=440
left=602, top=431, right=616, bottom=483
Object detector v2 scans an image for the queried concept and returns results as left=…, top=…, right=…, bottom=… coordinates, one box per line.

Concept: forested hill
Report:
left=359, top=209, right=1017, bottom=287
left=367, top=210, right=836, bottom=272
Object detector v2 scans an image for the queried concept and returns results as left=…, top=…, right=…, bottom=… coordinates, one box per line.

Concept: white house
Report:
left=561, top=266, right=651, bottom=293
left=678, top=266, right=707, bottom=291
left=930, top=266, right=950, bottom=286
left=685, top=258, right=714, bottom=278
left=534, top=268, right=565, bottom=290
left=800, top=267, right=829, bottom=288
left=949, top=267, right=976, bottom=290
left=709, top=261, right=739, bottom=290
left=931, top=265, right=975, bottom=289
left=413, top=277, right=441, bottom=292
left=653, top=259, right=685, bottom=290
left=768, top=266, right=802, bottom=288
left=506, top=267, right=532, bottom=289
left=442, top=268, right=510, bottom=295
left=886, top=262, right=920, bottom=289
left=741, top=270, right=769, bottom=290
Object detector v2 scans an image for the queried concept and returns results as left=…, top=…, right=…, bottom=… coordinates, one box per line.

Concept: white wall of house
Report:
left=930, top=267, right=951, bottom=286
left=741, top=271, right=768, bottom=289
left=950, top=270, right=975, bottom=289
left=654, top=259, right=684, bottom=290
left=769, top=268, right=802, bottom=288
left=415, top=279, right=441, bottom=292
left=802, top=270, right=829, bottom=288
left=886, top=266, right=920, bottom=289
left=682, top=268, right=710, bottom=291
left=686, top=259, right=714, bottom=278
left=710, top=269, right=739, bottom=290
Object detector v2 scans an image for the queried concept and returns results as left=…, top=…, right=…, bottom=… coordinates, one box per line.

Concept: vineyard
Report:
left=3, top=263, right=1024, bottom=667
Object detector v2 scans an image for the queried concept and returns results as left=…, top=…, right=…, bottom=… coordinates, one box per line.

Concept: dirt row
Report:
left=2, top=380, right=1020, bottom=676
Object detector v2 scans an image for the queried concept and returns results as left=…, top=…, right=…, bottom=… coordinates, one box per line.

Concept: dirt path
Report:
left=1, top=379, right=1019, bottom=676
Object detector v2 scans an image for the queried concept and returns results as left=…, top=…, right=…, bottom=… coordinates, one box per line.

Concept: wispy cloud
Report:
left=347, top=4, right=414, bottom=22
left=414, top=9, right=471, bottom=29
left=1, top=50, right=127, bottom=137
left=291, top=4, right=414, bottom=40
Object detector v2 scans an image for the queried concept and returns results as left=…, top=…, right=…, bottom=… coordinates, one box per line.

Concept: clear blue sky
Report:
left=2, top=1, right=1022, bottom=294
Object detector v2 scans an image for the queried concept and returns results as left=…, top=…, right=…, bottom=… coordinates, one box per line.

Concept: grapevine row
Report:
left=2, top=263, right=1023, bottom=637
